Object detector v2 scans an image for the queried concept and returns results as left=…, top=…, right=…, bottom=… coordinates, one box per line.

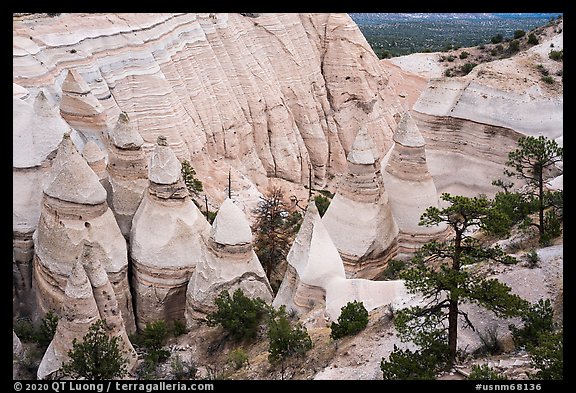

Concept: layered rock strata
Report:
left=130, top=136, right=211, bottom=330
left=13, top=13, right=404, bottom=194
left=322, top=127, right=399, bottom=279
left=274, top=201, right=412, bottom=320
left=13, top=91, right=69, bottom=318
left=185, top=198, right=273, bottom=325
left=107, top=112, right=148, bottom=237
left=382, top=112, right=450, bottom=257
left=37, top=260, right=100, bottom=379
left=59, top=68, right=109, bottom=149
left=32, top=134, right=135, bottom=332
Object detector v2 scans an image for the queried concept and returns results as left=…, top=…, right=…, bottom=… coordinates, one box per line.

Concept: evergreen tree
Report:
left=268, top=306, right=312, bottom=380
left=383, top=193, right=529, bottom=374
left=253, top=187, right=294, bottom=283
left=62, top=320, right=128, bottom=380
left=501, top=136, right=563, bottom=243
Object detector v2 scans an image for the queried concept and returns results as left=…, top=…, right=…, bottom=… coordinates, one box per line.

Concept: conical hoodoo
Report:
left=323, top=127, right=400, bottom=279
left=185, top=198, right=273, bottom=326
left=382, top=111, right=450, bottom=258
left=107, top=112, right=148, bottom=237
left=32, top=134, right=136, bottom=333
left=130, top=136, right=211, bottom=330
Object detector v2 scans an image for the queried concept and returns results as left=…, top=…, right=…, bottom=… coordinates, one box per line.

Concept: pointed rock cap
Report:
left=288, top=201, right=346, bottom=285
left=65, top=259, right=93, bottom=300
left=82, top=140, right=105, bottom=164
left=33, top=90, right=58, bottom=117
left=44, top=133, right=107, bottom=204
left=393, top=112, right=425, bottom=147
left=61, top=68, right=91, bottom=94
left=211, top=199, right=252, bottom=246
left=347, top=127, right=375, bottom=165
left=149, top=135, right=181, bottom=184
left=109, top=112, right=144, bottom=149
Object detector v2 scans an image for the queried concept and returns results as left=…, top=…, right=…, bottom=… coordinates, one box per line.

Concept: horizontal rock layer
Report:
left=13, top=13, right=402, bottom=193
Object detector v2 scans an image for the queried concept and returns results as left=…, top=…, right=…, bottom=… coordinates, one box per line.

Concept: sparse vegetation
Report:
left=181, top=159, right=203, bottom=196
left=513, top=29, right=526, bottom=39
left=461, top=62, right=477, bottom=75
left=330, top=301, right=369, bottom=340
left=528, top=33, right=539, bottom=45
left=549, top=49, right=563, bottom=61
left=206, top=289, right=268, bottom=342
left=467, top=364, right=508, bottom=380
left=381, top=259, right=407, bottom=280
left=314, top=194, right=332, bottom=217
left=509, top=299, right=554, bottom=349
left=13, top=312, right=59, bottom=348
left=170, top=354, right=198, bottom=380
left=227, top=348, right=249, bottom=370
left=61, top=319, right=128, bottom=380
left=541, top=75, right=554, bottom=84
left=459, top=51, right=469, bottom=59
left=267, top=306, right=313, bottom=380
left=508, top=40, right=520, bottom=53
left=528, top=329, right=563, bottom=380
left=491, top=34, right=503, bottom=44
left=253, top=187, right=294, bottom=283
left=525, top=249, right=540, bottom=268
left=477, top=326, right=503, bottom=356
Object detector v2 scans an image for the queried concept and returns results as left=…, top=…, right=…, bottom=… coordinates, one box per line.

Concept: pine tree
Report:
left=382, top=193, right=529, bottom=376
left=61, top=320, right=128, bottom=380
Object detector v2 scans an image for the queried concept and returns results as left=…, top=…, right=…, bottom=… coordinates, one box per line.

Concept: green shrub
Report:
left=36, top=311, right=59, bottom=347
left=528, top=330, right=563, bottom=380
left=549, top=50, right=563, bottom=61
left=541, top=75, right=554, bottom=84
left=227, top=348, right=249, bottom=370
left=477, top=326, right=503, bottom=356
left=206, top=289, right=268, bottom=341
left=268, top=306, right=312, bottom=377
left=508, top=40, right=520, bottom=53
left=491, top=34, right=503, bottom=44
left=13, top=318, right=36, bottom=343
left=381, top=259, right=406, bottom=280
left=514, top=30, right=526, bottom=39
left=495, top=44, right=504, bottom=52
left=461, top=62, right=477, bottom=75
left=467, top=364, right=508, bottom=380
left=381, top=345, right=444, bottom=380
left=537, top=64, right=549, bottom=76
left=172, top=320, right=187, bottom=337
left=62, top=320, right=128, bottom=380
left=447, top=55, right=455, bottom=62
left=528, top=33, right=539, bottom=45
left=459, top=51, right=469, bottom=59
left=330, top=301, right=369, bottom=340
left=181, top=159, right=203, bottom=196
left=509, top=299, right=554, bottom=349
left=314, top=194, right=331, bottom=217
left=525, top=249, right=540, bottom=268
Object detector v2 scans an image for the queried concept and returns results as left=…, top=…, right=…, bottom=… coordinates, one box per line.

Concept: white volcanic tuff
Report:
left=185, top=199, right=273, bottom=324
left=13, top=13, right=402, bottom=192
left=107, top=112, right=148, bottom=237
left=322, top=128, right=399, bottom=279
left=13, top=92, right=69, bottom=318
left=82, top=140, right=107, bottom=181
left=59, top=69, right=109, bottom=147
left=414, top=79, right=563, bottom=139
left=37, top=261, right=99, bottom=380
left=274, top=201, right=412, bottom=321
left=382, top=111, right=449, bottom=256
left=130, top=140, right=211, bottom=329
left=274, top=201, right=346, bottom=316
left=33, top=135, right=135, bottom=333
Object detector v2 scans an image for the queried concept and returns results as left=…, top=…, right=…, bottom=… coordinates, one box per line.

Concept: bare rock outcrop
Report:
left=107, top=112, right=148, bottom=237
left=13, top=91, right=69, bottom=318
left=32, top=134, right=135, bottom=332
left=37, top=242, right=137, bottom=380
left=185, top=198, right=273, bottom=325
left=382, top=111, right=450, bottom=257
left=274, top=201, right=412, bottom=321
left=37, top=260, right=99, bottom=379
left=322, top=127, right=399, bottom=279
left=60, top=68, right=109, bottom=148
left=130, top=136, right=211, bottom=330
left=13, top=13, right=404, bottom=201
left=274, top=201, right=347, bottom=316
